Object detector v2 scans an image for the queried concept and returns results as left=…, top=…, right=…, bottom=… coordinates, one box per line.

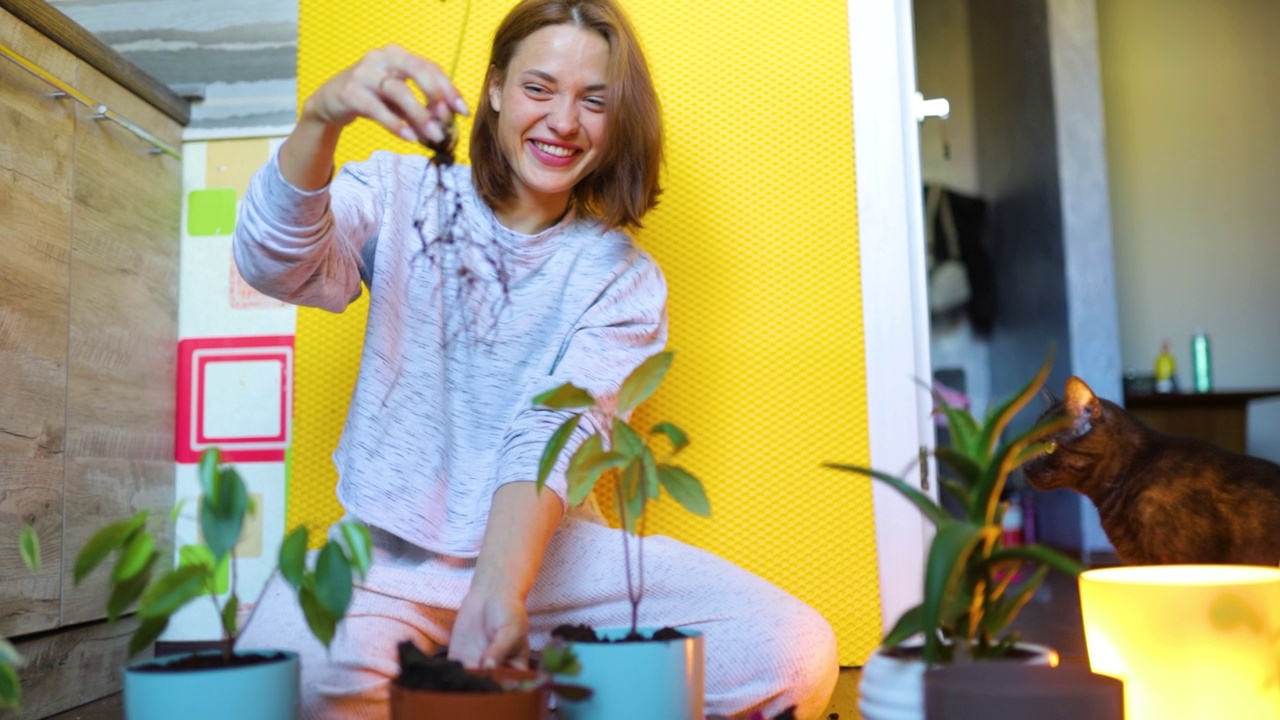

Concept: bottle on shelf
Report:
left=1192, top=330, right=1213, bottom=393
left=1154, top=340, right=1177, bottom=394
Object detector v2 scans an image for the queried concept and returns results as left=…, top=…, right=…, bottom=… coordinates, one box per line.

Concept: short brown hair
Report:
left=469, top=0, right=663, bottom=230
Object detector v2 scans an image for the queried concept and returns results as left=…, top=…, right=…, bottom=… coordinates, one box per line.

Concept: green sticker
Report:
left=187, top=188, right=238, bottom=236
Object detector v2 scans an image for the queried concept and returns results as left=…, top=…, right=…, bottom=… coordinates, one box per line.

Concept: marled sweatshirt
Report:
left=232, top=149, right=667, bottom=557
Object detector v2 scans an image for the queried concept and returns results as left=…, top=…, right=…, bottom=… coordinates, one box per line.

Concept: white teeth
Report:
left=533, top=141, right=574, bottom=157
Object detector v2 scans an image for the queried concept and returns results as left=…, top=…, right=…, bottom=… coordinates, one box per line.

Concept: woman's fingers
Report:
left=480, top=624, right=529, bottom=670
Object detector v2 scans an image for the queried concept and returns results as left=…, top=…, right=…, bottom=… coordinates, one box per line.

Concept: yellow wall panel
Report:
left=294, top=0, right=879, bottom=664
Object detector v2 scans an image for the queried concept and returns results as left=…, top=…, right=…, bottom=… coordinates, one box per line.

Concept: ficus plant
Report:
left=73, top=448, right=372, bottom=664
left=826, top=354, right=1085, bottom=664
left=0, top=525, right=41, bottom=710
left=534, top=350, right=711, bottom=637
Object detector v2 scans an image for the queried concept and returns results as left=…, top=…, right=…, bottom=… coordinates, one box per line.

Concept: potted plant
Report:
left=73, top=448, right=372, bottom=720
left=825, top=356, right=1086, bottom=720
left=533, top=349, right=712, bottom=720
left=389, top=637, right=589, bottom=719
left=0, top=525, right=42, bottom=711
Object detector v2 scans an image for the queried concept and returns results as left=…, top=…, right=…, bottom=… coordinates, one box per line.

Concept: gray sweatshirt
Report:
left=233, top=149, right=667, bottom=557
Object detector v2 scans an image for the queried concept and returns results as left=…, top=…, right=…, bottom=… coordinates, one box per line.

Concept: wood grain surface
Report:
left=8, top=616, right=151, bottom=719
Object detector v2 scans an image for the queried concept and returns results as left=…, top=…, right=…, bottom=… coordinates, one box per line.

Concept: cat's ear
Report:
left=1064, top=376, right=1102, bottom=421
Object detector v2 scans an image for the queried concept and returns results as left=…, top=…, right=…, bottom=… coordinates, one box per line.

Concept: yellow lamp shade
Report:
left=1079, top=565, right=1280, bottom=720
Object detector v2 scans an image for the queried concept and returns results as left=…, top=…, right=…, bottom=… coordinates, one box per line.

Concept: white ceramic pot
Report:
left=858, top=643, right=1058, bottom=720
left=554, top=627, right=704, bottom=720
left=123, top=650, right=299, bottom=720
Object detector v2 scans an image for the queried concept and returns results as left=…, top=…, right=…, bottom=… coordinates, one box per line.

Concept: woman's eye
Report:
left=523, top=84, right=549, bottom=96
left=584, top=97, right=606, bottom=111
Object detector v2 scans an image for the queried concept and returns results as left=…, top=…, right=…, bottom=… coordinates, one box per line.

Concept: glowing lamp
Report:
left=1079, top=565, right=1280, bottom=720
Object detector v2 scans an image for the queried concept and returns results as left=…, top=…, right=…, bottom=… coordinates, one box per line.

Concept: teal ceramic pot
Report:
left=554, top=627, right=704, bottom=720
left=123, top=650, right=299, bottom=720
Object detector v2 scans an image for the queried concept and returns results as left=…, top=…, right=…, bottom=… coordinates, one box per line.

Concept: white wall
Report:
left=1099, top=0, right=1280, bottom=461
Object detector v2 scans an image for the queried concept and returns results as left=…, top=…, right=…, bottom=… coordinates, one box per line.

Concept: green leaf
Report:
left=641, top=449, right=660, bottom=502
left=984, top=545, right=1086, bottom=577
left=108, top=552, right=157, bottom=623
left=198, top=447, right=223, bottom=499
left=169, top=498, right=189, bottom=526
left=619, top=459, right=645, bottom=533
left=278, top=527, right=309, bottom=590
left=0, top=662, right=18, bottom=710
left=338, top=522, right=373, bottom=579
left=649, top=421, right=689, bottom=455
left=532, top=383, right=595, bottom=410
left=616, top=351, right=673, bottom=414
left=298, top=583, right=338, bottom=648
left=0, top=638, right=22, bottom=668
left=200, top=467, right=249, bottom=562
left=179, top=544, right=230, bottom=595
left=129, top=617, right=169, bottom=657
left=540, top=642, right=582, bottom=676
left=883, top=603, right=924, bottom=648
left=921, top=522, right=997, bottom=663
left=536, top=415, right=582, bottom=491
left=74, top=511, right=148, bottom=585
left=20, top=524, right=40, bottom=572
left=112, top=531, right=155, bottom=582
left=969, top=412, right=1073, bottom=523
left=657, top=464, right=711, bottom=517
left=978, top=351, right=1054, bottom=457
left=940, top=478, right=971, bottom=509
left=222, top=594, right=240, bottom=638
left=934, top=448, right=981, bottom=487
left=611, top=417, right=645, bottom=459
left=138, top=564, right=209, bottom=620
left=314, top=542, right=354, bottom=618
left=824, top=464, right=949, bottom=525
left=936, top=404, right=983, bottom=460
left=566, top=436, right=627, bottom=506
left=981, top=567, right=1049, bottom=638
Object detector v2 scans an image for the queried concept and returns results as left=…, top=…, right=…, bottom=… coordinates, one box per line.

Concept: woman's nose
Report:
left=547, top=98, right=580, bottom=136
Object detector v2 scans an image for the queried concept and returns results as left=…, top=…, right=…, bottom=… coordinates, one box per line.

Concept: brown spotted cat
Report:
left=1023, top=376, right=1280, bottom=565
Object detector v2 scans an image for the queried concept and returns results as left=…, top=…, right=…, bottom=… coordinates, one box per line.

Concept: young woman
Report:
left=233, top=1, right=838, bottom=717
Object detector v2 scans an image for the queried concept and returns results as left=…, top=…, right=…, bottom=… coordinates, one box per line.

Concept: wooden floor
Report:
left=42, top=570, right=1085, bottom=720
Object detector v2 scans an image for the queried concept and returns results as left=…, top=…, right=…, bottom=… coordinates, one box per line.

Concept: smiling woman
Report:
left=228, top=1, right=838, bottom=718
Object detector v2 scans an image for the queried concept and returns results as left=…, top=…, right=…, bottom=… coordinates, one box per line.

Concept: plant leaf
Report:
left=882, top=603, right=924, bottom=648
left=200, top=467, right=249, bottom=562
left=969, top=412, right=1073, bottom=523
left=20, top=524, right=40, bottom=572
left=551, top=683, right=593, bottom=702
left=940, top=478, right=971, bottom=509
left=74, top=511, right=148, bottom=585
left=934, top=448, right=981, bottom=487
left=222, top=594, right=240, bottom=638
left=649, top=421, right=689, bottom=455
left=179, top=544, right=230, bottom=595
left=611, top=417, right=645, bottom=459
left=129, top=617, right=169, bottom=657
left=138, top=564, right=209, bottom=620
left=824, top=464, right=949, bottom=525
left=108, top=551, right=157, bottom=623
left=540, top=642, right=582, bottom=676
left=536, top=415, right=582, bottom=491
left=936, top=404, right=983, bottom=460
left=619, top=458, right=644, bottom=533
left=616, top=351, right=673, bottom=414
left=984, top=545, right=1085, bottom=577
left=566, top=437, right=627, bottom=506
left=981, top=566, right=1049, bottom=639
left=978, top=351, right=1054, bottom=457
left=198, top=447, right=223, bottom=500
left=0, top=662, right=18, bottom=710
left=641, top=448, right=660, bottom=502
left=278, top=526, right=309, bottom=590
left=314, top=542, right=354, bottom=618
left=298, top=583, right=337, bottom=649
left=112, top=531, right=155, bottom=582
left=0, top=639, right=21, bottom=667
left=921, top=522, right=997, bottom=664
left=533, top=383, right=595, bottom=410
left=657, top=464, right=711, bottom=517
left=338, top=522, right=373, bottom=579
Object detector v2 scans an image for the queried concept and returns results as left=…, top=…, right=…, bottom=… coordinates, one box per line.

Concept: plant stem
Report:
left=232, top=568, right=278, bottom=654
left=224, top=549, right=238, bottom=663
left=447, top=0, right=472, bottom=80
left=615, top=479, right=639, bottom=636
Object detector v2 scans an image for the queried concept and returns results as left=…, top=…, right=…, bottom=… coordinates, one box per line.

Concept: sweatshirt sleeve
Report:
left=496, top=249, right=669, bottom=505
left=232, top=148, right=387, bottom=313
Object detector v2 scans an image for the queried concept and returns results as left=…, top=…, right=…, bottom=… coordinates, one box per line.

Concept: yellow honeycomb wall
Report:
left=294, top=0, right=879, bottom=664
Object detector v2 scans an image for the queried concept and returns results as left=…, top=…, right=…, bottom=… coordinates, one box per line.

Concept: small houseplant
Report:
left=826, top=356, right=1085, bottom=720
left=534, top=349, right=712, bottom=720
left=73, top=448, right=371, bottom=720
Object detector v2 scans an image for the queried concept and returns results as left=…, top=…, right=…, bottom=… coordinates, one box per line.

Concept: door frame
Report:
left=848, top=0, right=936, bottom=637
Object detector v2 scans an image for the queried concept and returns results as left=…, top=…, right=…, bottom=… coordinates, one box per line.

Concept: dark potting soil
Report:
left=881, top=644, right=1043, bottom=662
left=130, top=650, right=291, bottom=673
left=550, top=624, right=688, bottom=643
left=395, top=640, right=504, bottom=694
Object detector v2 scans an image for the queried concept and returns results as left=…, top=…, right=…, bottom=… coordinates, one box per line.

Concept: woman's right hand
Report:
left=300, top=44, right=470, bottom=147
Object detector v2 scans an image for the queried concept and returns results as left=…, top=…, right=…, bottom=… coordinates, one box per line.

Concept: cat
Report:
left=1022, top=376, right=1280, bottom=566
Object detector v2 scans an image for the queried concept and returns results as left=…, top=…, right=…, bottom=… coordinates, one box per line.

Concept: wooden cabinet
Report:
left=0, top=1, right=187, bottom=714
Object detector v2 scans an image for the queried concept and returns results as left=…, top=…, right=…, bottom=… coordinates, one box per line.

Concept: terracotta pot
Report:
left=858, top=642, right=1058, bottom=720
left=388, top=668, right=549, bottom=720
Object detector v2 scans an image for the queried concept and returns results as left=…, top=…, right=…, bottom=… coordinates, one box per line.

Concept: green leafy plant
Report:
left=826, top=355, right=1085, bottom=664
left=534, top=350, right=710, bottom=636
left=73, top=448, right=372, bottom=663
left=0, top=525, right=41, bottom=710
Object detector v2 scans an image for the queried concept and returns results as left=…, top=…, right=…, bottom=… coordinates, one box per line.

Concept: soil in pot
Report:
left=390, top=641, right=549, bottom=720
left=130, top=651, right=291, bottom=673
left=551, top=623, right=687, bottom=643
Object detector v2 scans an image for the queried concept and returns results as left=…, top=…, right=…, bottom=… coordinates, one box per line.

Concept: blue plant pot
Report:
left=123, top=650, right=299, bottom=720
left=554, top=627, right=704, bottom=720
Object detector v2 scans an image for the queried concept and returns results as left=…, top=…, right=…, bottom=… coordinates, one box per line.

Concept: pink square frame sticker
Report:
left=176, top=335, right=295, bottom=463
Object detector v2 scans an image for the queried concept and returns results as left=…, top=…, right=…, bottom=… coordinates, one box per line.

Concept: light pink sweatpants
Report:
left=238, top=515, right=839, bottom=720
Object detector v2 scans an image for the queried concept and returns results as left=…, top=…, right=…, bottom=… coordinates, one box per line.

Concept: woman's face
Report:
left=488, top=24, right=610, bottom=217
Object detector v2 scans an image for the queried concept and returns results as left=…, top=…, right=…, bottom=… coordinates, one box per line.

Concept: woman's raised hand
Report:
left=301, top=44, right=470, bottom=146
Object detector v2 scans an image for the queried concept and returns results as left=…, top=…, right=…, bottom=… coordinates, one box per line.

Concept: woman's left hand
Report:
left=449, top=584, right=530, bottom=669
